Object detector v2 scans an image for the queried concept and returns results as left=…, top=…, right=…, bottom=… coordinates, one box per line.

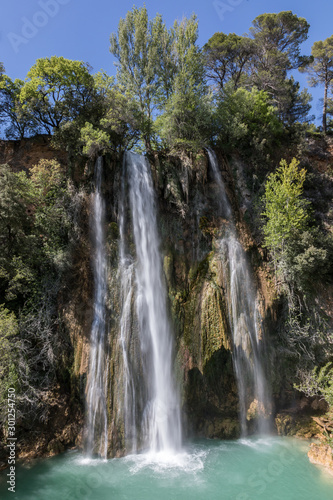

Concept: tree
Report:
left=110, top=7, right=212, bottom=150
left=154, top=15, right=177, bottom=107
left=0, top=165, right=32, bottom=259
left=283, top=229, right=328, bottom=291
left=214, top=84, right=283, bottom=155
left=155, top=16, right=212, bottom=148
left=203, top=32, right=253, bottom=91
left=277, top=77, right=312, bottom=125
left=262, top=157, right=313, bottom=291
left=0, top=164, right=35, bottom=304
left=0, top=159, right=81, bottom=427
left=19, top=56, right=95, bottom=134
left=0, top=159, right=77, bottom=307
left=299, top=35, right=333, bottom=133
left=249, top=11, right=310, bottom=121
left=249, top=11, right=309, bottom=70
left=79, top=72, right=141, bottom=157
left=0, top=76, right=39, bottom=139
left=262, top=158, right=309, bottom=257
left=110, top=6, right=162, bottom=151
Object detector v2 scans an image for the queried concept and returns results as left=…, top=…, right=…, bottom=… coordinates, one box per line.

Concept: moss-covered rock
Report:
left=275, top=412, right=321, bottom=438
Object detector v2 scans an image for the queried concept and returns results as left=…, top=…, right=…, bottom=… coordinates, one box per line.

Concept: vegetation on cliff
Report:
left=261, top=156, right=332, bottom=410
left=0, top=159, right=84, bottom=448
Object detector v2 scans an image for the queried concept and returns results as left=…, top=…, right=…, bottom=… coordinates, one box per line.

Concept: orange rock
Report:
left=308, top=443, right=333, bottom=473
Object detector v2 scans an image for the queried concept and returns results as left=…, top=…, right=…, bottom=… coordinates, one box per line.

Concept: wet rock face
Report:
left=153, top=153, right=237, bottom=437
left=275, top=413, right=321, bottom=439
left=149, top=150, right=269, bottom=439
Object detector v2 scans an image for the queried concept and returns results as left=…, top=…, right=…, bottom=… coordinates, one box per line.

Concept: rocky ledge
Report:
left=308, top=443, right=333, bottom=474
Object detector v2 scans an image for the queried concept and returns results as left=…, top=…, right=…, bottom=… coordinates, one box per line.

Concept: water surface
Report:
left=1, top=437, right=332, bottom=500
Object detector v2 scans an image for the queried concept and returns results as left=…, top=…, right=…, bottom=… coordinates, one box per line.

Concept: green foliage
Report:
left=300, top=35, right=333, bottom=86
left=202, top=12, right=312, bottom=130
left=30, top=160, right=73, bottom=267
left=295, top=363, right=333, bottom=407
left=283, top=230, right=329, bottom=291
left=299, top=35, right=333, bottom=132
left=0, top=76, right=39, bottom=139
left=155, top=16, right=212, bottom=149
left=262, top=158, right=309, bottom=257
left=20, top=56, right=95, bottom=134
left=110, top=7, right=213, bottom=151
left=261, top=157, right=331, bottom=296
left=80, top=122, right=111, bottom=158
left=0, top=159, right=82, bottom=425
left=277, top=77, right=312, bottom=125
left=249, top=11, right=309, bottom=70
left=0, top=305, right=18, bottom=423
left=0, top=164, right=35, bottom=303
left=79, top=72, right=141, bottom=157
left=203, top=32, right=253, bottom=91
left=214, top=85, right=283, bottom=156
left=110, top=6, right=162, bottom=150
left=248, top=11, right=310, bottom=123
left=0, top=10, right=315, bottom=153
left=0, top=160, right=76, bottom=309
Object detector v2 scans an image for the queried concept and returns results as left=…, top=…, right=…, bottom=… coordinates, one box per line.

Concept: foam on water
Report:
left=77, top=456, right=108, bottom=466
left=124, top=448, right=207, bottom=475
left=238, top=437, right=276, bottom=450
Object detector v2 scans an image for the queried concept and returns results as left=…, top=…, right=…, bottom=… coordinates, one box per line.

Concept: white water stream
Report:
left=85, top=157, right=108, bottom=458
left=119, top=151, right=182, bottom=453
left=207, top=149, right=270, bottom=434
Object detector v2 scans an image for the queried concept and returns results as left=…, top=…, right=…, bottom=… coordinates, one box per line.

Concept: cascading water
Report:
left=117, top=163, right=138, bottom=454
left=119, top=151, right=182, bottom=453
left=207, top=148, right=270, bottom=435
left=85, top=156, right=108, bottom=458
left=118, top=259, right=137, bottom=453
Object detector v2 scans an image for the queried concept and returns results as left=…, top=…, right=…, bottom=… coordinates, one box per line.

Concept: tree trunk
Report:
left=144, top=135, right=152, bottom=154
left=323, top=78, right=328, bottom=134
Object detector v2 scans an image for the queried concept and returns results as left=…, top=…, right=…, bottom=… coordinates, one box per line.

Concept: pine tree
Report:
left=299, top=35, right=333, bottom=133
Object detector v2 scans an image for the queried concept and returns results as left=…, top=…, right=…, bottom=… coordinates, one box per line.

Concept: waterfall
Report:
left=207, top=149, right=270, bottom=435
left=118, top=260, right=137, bottom=453
left=119, top=151, right=182, bottom=453
left=85, top=157, right=108, bottom=458
left=118, top=162, right=138, bottom=453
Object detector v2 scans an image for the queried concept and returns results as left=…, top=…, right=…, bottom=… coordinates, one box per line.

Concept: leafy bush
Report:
left=0, top=160, right=83, bottom=425
left=283, top=230, right=330, bottom=291
left=262, top=157, right=331, bottom=295
left=262, top=158, right=309, bottom=285
left=214, top=85, right=283, bottom=155
left=295, top=363, right=333, bottom=407
left=0, top=305, right=18, bottom=424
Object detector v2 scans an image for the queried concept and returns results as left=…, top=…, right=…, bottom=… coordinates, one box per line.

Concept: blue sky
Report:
left=1, top=0, right=332, bottom=124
